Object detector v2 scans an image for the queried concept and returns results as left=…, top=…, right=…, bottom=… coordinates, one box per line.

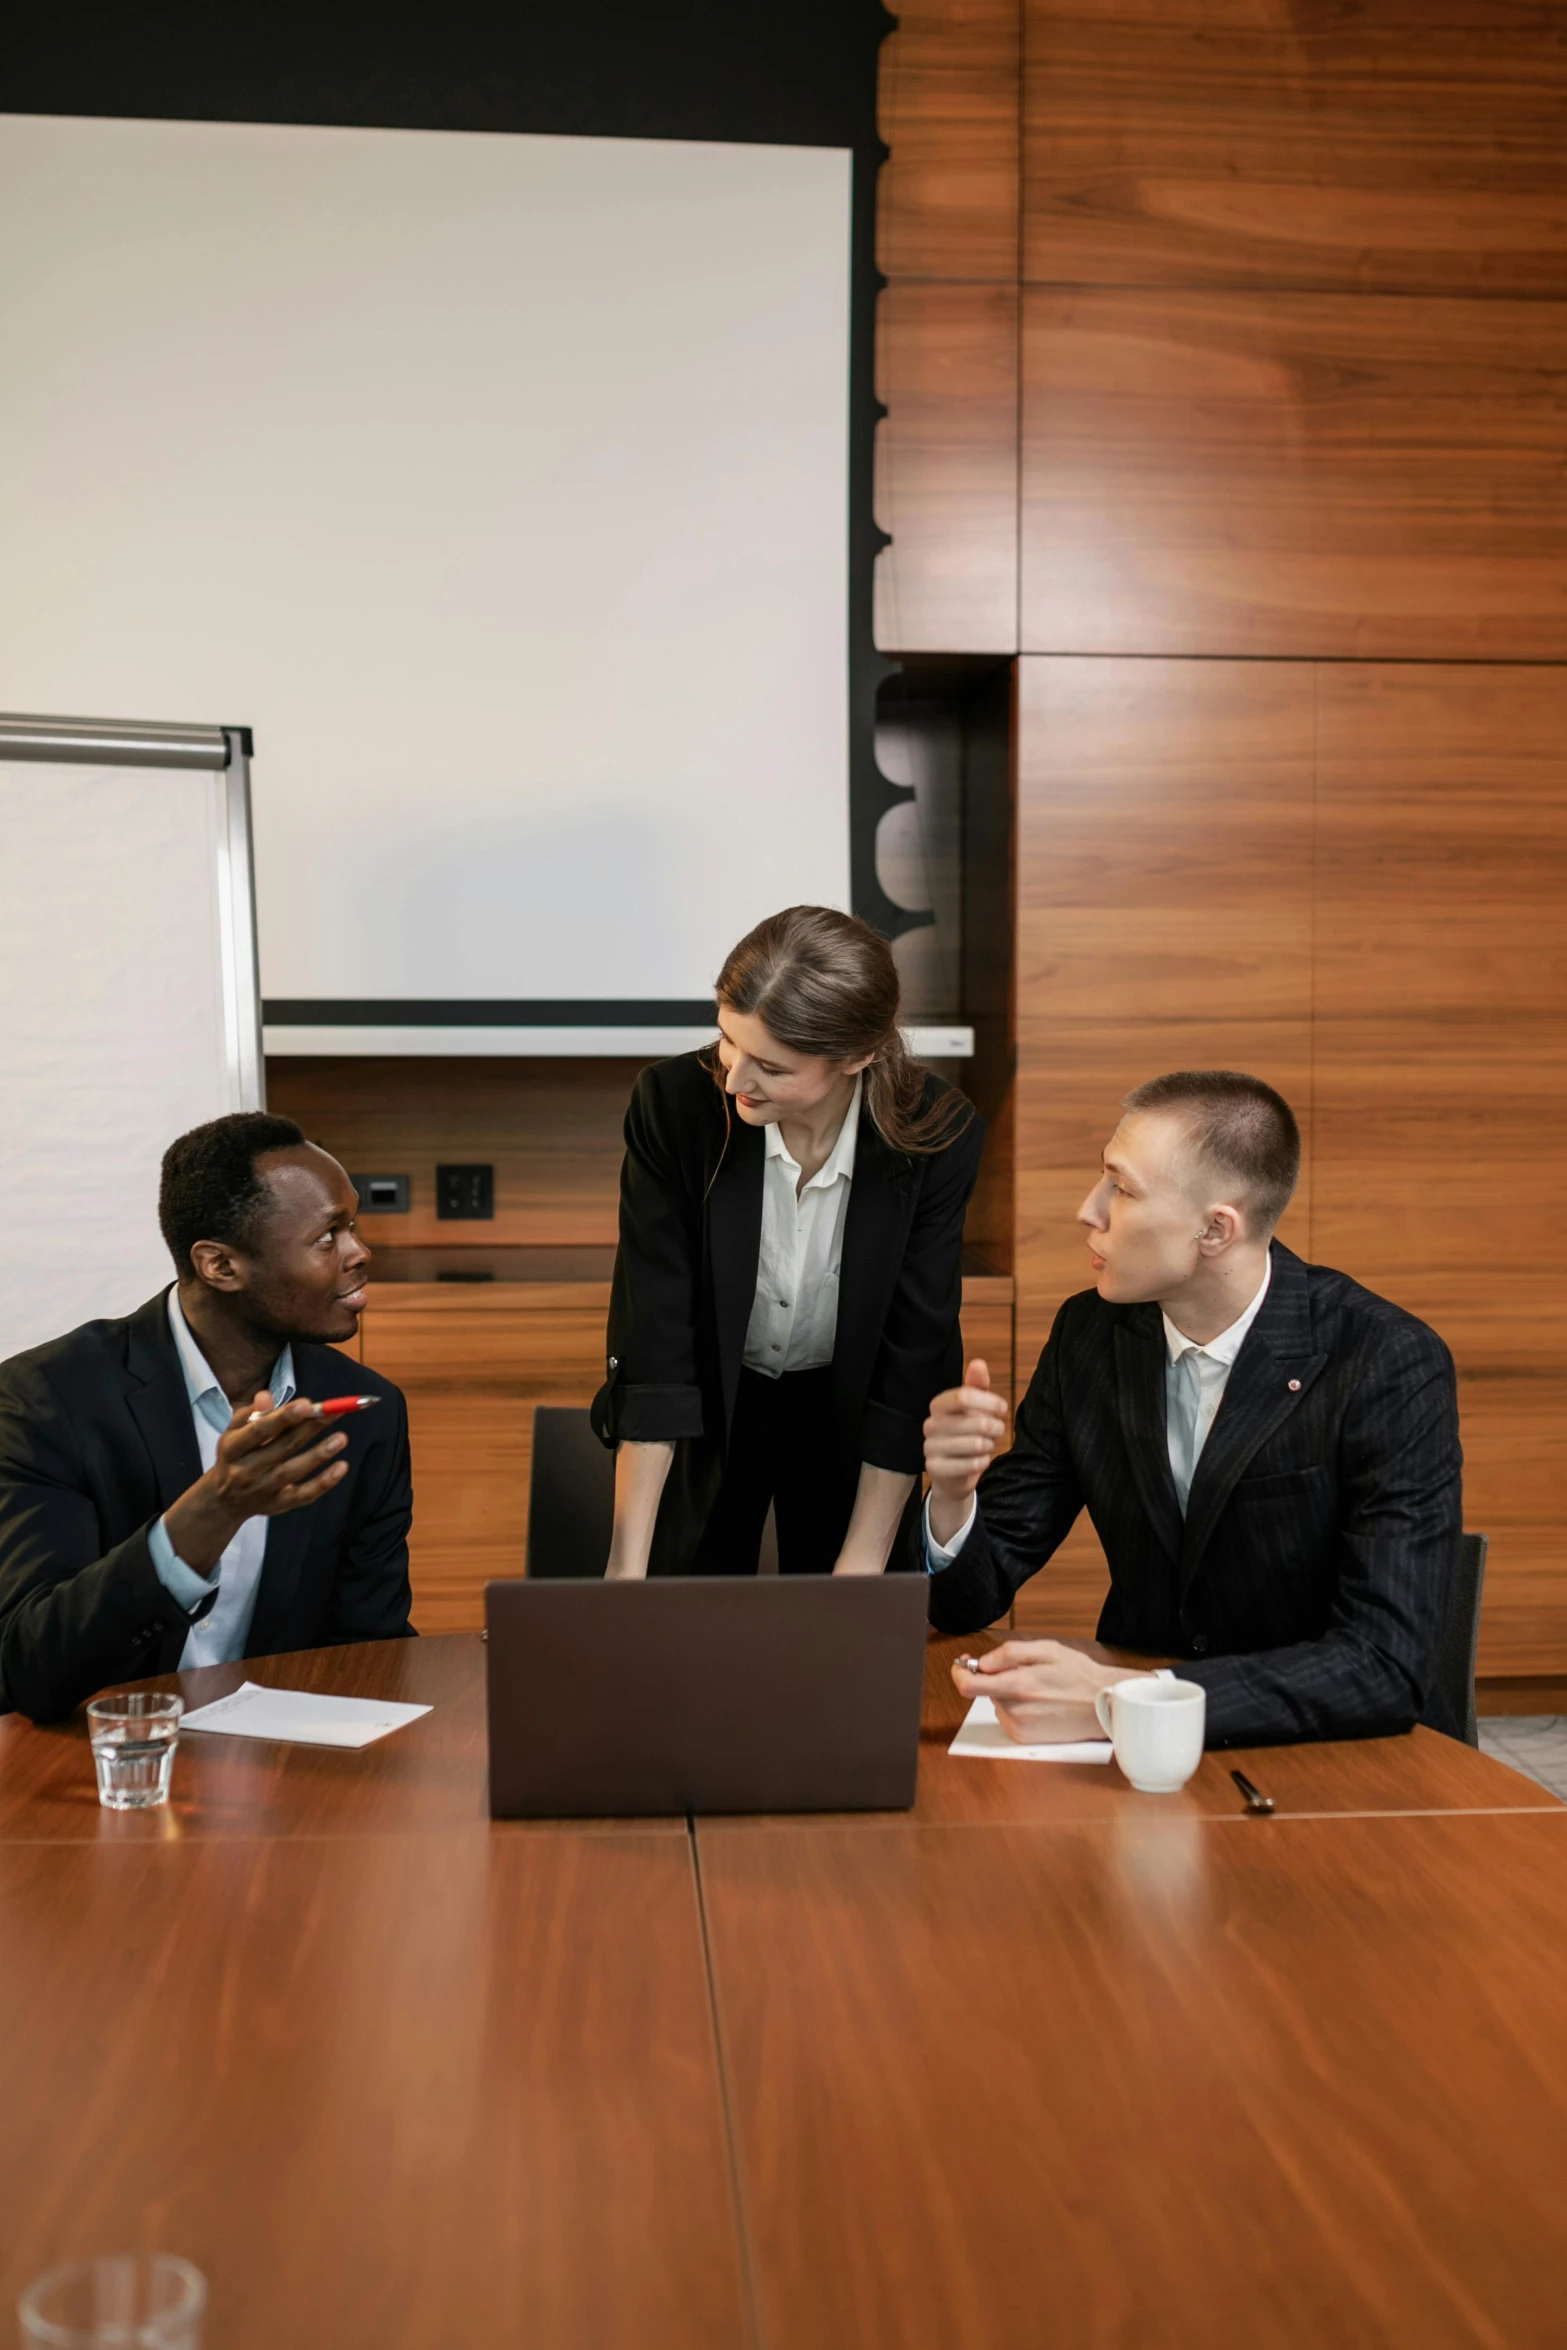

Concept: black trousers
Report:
left=688, top=1367, right=856, bottom=1577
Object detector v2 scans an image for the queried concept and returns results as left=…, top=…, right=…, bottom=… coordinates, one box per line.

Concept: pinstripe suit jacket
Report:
left=926, top=1244, right=1463, bottom=1747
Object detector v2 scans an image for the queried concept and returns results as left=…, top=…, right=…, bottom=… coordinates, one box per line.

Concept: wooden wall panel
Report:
left=873, top=281, right=1020, bottom=653
left=1311, top=665, right=1567, bottom=1673
left=878, top=0, right=1021, bottom=281
left=1014, top=657, right=1316, bottom=1367
left=1015, top=657, right=1315, bottom=1031
left=1010, top=657, right=1567, bottom=1668
left=1312, top=665, right=1567, bottom=1041
left=265, top=1056, right=643, bottom=1248
left=875, top=0, right=1022, bottom=652
left=959, top=1284, right=1015, bottom=1419
left=1024, top=1, right=1567, bottom=294
left=359, top=1287, right=609, bottom=1633
left=1010, top=657, right=1315, bottom=1634
left=872, top=4, right=1567, bottom=1674
left=1020, top=289, right=1567, bottom=658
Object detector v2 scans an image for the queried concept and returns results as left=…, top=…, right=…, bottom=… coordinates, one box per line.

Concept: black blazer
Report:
left=592, top=1051, right=983, bottom=1575
left=0, top=1290, right=415, bottom=1721
left=927, top=1244, right=1464, bottom=1747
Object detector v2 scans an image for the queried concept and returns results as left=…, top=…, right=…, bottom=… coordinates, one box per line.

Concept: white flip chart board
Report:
left=0, top=717, right=263, bottom=1360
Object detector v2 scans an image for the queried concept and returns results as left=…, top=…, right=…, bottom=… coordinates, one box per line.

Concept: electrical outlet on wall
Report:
left=350, top=1174, right=409, bottom=1214
left=436, top=1163, right=494, bottom=1220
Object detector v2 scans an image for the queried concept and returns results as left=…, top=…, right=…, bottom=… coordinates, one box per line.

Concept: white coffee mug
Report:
left=1093, top=1677, right=1206, bottom=1794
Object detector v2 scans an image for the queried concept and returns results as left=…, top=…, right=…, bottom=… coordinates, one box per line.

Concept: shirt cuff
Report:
left=148, top=1514, right=219, bottom=1617
left=922, top=1492, right=977, bottom=1574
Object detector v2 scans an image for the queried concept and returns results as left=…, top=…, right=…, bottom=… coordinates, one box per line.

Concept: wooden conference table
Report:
left=3, top=1634, right=1566, bottom=2349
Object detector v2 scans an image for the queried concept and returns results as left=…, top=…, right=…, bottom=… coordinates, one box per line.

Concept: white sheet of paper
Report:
left=179, top=1681, right=432, bottom=1750
left=949, top=1695, right=1114, bottom=1765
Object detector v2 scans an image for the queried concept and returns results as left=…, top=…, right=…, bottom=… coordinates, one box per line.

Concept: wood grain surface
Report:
left=1009, top=654, right=1567, bottom=1661
left=359, top=1285, right=610, bottom=1629
left=874, top=279, right=1020, bottom=654
left=3, top=1633, right=1545, bottom=1849
left=265, top=1056, right=647, bottom=1249
left=1023, top=0, right=1567, bottom=294
left=956, top=1292, right=1014, bottom=1419
left=2, top=1629, right=1560, bottom=2344
left=1014, top=656, right=1315, bottom=1030
left=1008, top=655, right=1314, bottom=1626
left=878, top=0, right=1021, bottom=282
left=0, top=1635, right=683, bottom=1844
left=1012, top=655, right=1315, bottom=1392
left=1020, top=288, right=1567, bottom=659
left=874, top=0, right=1022, bottom=647
left=881, top=0, right=1567, bottom=1668
left=1311, top=665, right=1567, bottom=1672
left=705, top=1630, right=1561, bottom=1831
left=698, top=1807, right=1567, bottom=2348
left=0, top=1830, right=744, bottom=2350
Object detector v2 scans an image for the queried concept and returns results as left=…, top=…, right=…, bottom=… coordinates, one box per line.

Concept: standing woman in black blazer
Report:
left=591, top=905, right=983, bottom=1578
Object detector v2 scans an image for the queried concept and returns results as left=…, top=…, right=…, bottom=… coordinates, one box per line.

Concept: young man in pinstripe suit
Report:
left=923, top=1072, right=1462, bottom=1751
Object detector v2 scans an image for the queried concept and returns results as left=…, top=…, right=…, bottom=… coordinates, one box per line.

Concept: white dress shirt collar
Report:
left=1160, top=1249, right=1272, bottom=1371
left=763, top=1072, right=862, bottom=1192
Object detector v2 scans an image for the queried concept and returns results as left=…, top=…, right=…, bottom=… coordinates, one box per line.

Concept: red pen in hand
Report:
left=246, top=1394, right=381, bottom=1424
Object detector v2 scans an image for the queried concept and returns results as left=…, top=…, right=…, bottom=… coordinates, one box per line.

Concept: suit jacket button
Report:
left=1191, top=1634, right=1210, bottom=1655
left=608, top=1356, right=619, bottom=1371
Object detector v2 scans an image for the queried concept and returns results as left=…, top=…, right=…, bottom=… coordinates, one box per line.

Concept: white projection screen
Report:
left=0, top=113, right=852, bottom=1018
left=0, top=722, right=263, bottom=1358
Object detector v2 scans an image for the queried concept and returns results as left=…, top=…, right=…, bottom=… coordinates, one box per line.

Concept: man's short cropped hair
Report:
left=158, top=1111, right=308, bottom=1276
left=1122, top=1071, right=1301, bottom=1235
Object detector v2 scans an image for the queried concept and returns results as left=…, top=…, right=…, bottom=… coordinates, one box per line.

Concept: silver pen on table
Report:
left=1230, top=1769, right=1275, bottom=1815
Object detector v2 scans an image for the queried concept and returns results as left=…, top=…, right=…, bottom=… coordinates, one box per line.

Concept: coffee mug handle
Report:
left=1093, top=1686, right=1116, bottom=1738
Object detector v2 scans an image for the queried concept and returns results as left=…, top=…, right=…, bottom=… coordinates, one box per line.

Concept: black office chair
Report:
left=525, top=1403, right=781, bottom=1575
left=1434, top=1532, right=1489, bottom=1748
left=527, top=1407, right=614, bottom=1577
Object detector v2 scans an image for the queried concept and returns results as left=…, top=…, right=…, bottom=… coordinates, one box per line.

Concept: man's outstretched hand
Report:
left=923, top=1357, right=1008, bottom=1547
left=161, top=1391, right=352, bottom=1577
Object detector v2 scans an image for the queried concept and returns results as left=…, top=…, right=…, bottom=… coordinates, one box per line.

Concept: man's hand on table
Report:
left=953, top=1641, right=1157, bottom=1745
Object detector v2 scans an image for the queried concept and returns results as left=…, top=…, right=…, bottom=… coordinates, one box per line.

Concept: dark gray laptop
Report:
left=485, top=1576, right=929, bottom=1818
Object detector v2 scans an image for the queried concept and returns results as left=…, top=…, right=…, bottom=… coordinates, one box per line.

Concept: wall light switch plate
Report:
left=351, top=1174, right=409, bottom=1214
left=436, top=1163, right=494, bottom=1220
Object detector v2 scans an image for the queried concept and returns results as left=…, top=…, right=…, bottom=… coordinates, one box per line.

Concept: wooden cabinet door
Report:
left=360, top=1287, right=609, bottom=1633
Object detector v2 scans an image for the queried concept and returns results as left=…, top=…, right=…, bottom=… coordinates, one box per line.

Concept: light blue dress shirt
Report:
left=148, top=1289, right=295, bottom=1667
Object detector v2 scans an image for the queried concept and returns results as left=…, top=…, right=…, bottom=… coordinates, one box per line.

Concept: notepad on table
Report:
left=949, top=1695, right=1113, bottom=1764
left=180, top=1681, right=432, bottom=1750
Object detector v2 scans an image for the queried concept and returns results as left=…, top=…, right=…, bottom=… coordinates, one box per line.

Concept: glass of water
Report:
left=18, top=2254, right=205, bottom=2347
left=85, top=1693, right=183, bottom=1811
